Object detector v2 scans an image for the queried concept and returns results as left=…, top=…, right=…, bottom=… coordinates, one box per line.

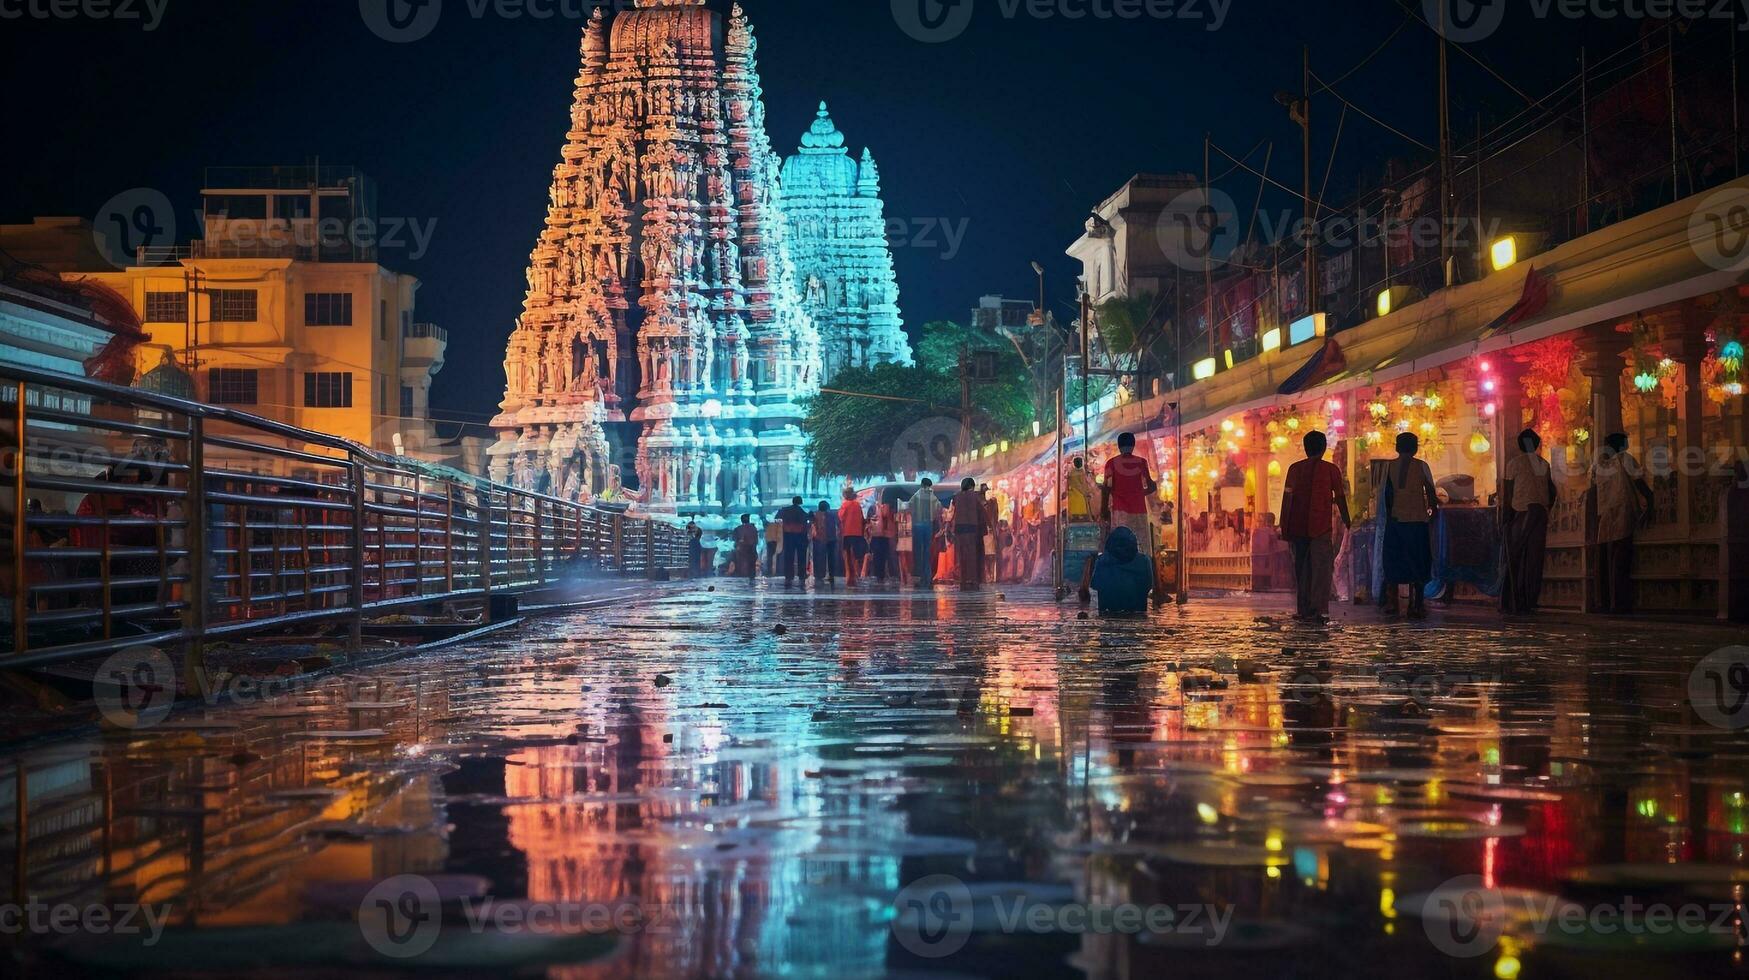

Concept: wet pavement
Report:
left=3, top=583, right=1747, bottom=978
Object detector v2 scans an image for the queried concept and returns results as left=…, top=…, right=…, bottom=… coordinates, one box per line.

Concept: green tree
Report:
left=801, top=320, right=1038, bottom=479
left=1094, top=291, right=1177, bottom=395
left=800, top=363, right=956, bottom=479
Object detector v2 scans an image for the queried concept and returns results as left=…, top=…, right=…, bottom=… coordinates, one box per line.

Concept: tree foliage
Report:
left=801, top=320, right=1039, bottom=479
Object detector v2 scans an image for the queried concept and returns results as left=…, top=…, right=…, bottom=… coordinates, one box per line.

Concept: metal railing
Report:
left=403, top=322, right=448, bottom=342
left=1, top=363, right=688, bottom=669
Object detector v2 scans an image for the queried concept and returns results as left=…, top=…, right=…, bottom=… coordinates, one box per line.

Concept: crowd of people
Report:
left=678, top=420, right=1688, bottom=623
left=693, top=477, right=1063, bottom=592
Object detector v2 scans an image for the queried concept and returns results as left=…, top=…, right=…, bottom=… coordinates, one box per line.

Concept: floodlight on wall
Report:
left=1261, top=328, right=1283, bottom=352
left=1192, top=357, right=1217, bottom=381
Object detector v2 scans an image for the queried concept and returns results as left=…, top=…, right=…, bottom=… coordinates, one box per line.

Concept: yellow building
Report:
left=69, top=166, right=454, bottom=465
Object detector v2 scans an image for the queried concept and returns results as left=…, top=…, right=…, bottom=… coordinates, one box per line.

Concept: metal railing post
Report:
left=12, top=380, right=26, bottom=656
left=184, top=416, right=210, bottom=697
left=612, top=514, right=625, bottom=571
left=535, top=498, right=546, bottom=587
left=645, top=520, right=656, bottom=579
left=480, top=489, right=494, bottom=623
left=443, top=482, right=454, bottom=594
left=348, top=457, right=367, bottom=652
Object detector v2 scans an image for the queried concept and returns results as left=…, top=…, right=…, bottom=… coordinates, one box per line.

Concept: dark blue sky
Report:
left=2, top=0, right=1643, bottom=431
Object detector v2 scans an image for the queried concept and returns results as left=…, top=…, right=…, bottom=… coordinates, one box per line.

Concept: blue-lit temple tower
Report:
left=780, top=103, right=912, bottom=379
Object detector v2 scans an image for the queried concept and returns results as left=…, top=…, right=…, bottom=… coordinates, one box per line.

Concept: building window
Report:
left=400, top=384, right=414, bottom=419
left=380, top=300, right=388, bottom=341
left=303, top=372, right=352, bottom=408
left=144, top=291, right=188, bottom=323
left=304, top=291, right=353, bottom=326
left=210, top=288, right=257, bottom=322
left=208, top=368, right=258, bottom=405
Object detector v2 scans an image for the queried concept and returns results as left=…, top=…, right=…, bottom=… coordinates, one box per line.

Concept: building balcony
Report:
left=402, top=322, right=447, bottom=374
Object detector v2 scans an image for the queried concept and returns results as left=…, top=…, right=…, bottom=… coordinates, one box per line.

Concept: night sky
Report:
left=3, top=0, right=1645, bottom=433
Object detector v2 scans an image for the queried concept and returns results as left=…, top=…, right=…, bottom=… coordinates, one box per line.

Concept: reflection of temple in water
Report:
left=500, top=694, right=900, bottom=978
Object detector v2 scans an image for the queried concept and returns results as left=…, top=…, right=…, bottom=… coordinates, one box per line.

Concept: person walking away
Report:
left=1064, top=457, right=1097, bottom=521
left=731, top=514, right=759, bottom=581
left=1500, top=428, right=1558, bottom=614
left=1588, top=432, right=1653, bottom=614
left=869, top=494, right=897, bottom=583
left=1077, top=526, right=1153, bottom=615
left=1102, top=434, right=1159, bottom=558
left=1379, top=432, right=1439, bottom=619
left=685, top=517, right=703, bottom=577
left=909, top=479, right=942, bottom=588
left=811, top=500, right=839, bottom=587
left=979, top=485, right=1000, bottom=583
left=763, top=516, right=782, bottom=577
left=1280, top=431, right=1351, bottom=623
left=776, top=496, right=811, bottom=587
left=837, top=489, right=867, bottom=587
left=953, top=479, right=988, bottom=591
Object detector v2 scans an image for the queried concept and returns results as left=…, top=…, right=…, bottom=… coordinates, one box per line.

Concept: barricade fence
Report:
left=0, top=364, right=689, bottom=669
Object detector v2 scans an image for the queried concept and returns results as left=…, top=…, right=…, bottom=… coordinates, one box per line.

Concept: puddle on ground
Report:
left=2, top=587, right=1746, bottom=978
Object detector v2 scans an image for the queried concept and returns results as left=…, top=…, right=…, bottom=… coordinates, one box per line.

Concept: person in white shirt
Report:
left=1500, top=428, right=1557, bottom=614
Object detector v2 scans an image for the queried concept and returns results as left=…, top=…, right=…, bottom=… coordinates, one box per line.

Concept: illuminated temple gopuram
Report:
left=490, top=0, right=906, bottom=521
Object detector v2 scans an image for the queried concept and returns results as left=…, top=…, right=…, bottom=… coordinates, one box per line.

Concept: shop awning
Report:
left=1479, top=266, right=1552, bottom=339
left=1277, top=337, right=1348, bottom=395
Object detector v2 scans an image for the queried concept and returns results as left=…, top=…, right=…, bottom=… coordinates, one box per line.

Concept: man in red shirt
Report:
left=1101, top=432, right=1158, bottom=556
left=1279, top=431, right=1351, bottom=622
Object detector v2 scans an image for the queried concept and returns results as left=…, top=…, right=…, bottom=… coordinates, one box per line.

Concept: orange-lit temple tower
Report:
left=491, top=0, right=822, bottom=521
